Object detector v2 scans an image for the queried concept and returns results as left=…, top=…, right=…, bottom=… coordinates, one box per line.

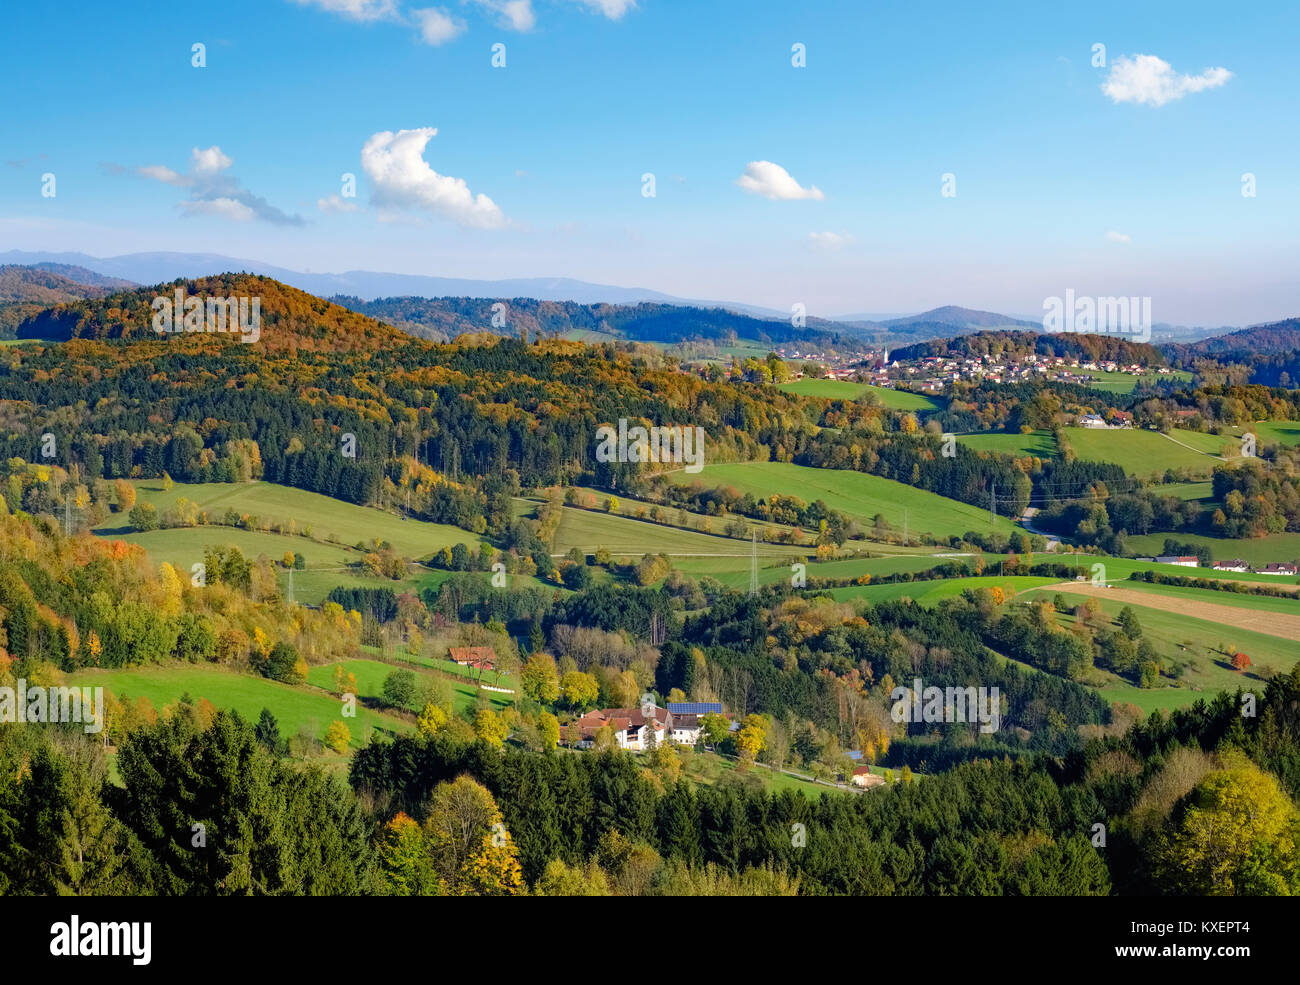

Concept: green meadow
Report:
left=1060, top=427, right=1223, bottom=477
left=551, top=503, right=809, bottom=559
left=68, top=664, right=409, bottom=752
left=98, top=479, right=483, bottom=559
left=90, top=479, right=498, bottom=604
left=828, top=575, right=1060, bottom=606
left=1067, top=369, right=1194, bottom=394
left=777, top=378, right=940, bottom=412
left=1122, top=531, right=1300, bottom=568
left=670, top=461, right=1024, bottom=541
left=1016, top=588, right=1296, bottom=712
left=307, top=657, right=513, bottom=715
left=958, top=430, right=1057, bottom=457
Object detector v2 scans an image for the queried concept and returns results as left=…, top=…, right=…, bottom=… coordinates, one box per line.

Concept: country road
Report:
left=1020, top=507, right=1062, bottom=551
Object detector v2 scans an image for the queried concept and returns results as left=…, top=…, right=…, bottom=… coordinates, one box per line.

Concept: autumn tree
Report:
left=423, top=776, right=523, bottom=896
left=377, top=813, right=441, bottom=896
left=113, top=479, right=136, bottom=513
left=1152, top=759, right=1300, bottom=895
left=325, top=720, right=351, bottom=754
left=520, top=652, right=560, bottom=704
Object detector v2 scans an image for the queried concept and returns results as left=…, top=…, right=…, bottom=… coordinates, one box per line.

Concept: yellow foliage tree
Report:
left=324, top=720, right=351, bottom=754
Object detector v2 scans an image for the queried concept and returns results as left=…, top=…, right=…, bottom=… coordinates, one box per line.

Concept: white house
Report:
left=573, top=706, right=671, bottom=750
left=1211, top=559, right=1249, bottom=573
left=1255, top=562, right=1299, bottom=577
left=1155, top=555, right=1200, bottom=567
left=665, top=702, right=725, bottom=745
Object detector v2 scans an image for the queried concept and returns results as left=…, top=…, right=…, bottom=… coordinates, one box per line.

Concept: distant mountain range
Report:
left=0, top=250, right=723, bottom=310
left=0, top=250, right=1262, bottom=348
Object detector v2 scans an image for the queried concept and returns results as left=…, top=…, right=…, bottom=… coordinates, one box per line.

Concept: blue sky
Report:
left=2, top=0, right=1297, bottom=324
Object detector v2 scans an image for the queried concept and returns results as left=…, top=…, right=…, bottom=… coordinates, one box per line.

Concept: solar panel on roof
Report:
left=666, top=702, right=723, bottom=715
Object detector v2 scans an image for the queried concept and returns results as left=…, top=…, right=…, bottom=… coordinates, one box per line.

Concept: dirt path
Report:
left=1035, top=582, right=1300, bottom=641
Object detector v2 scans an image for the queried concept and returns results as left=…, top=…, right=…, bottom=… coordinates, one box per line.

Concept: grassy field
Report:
left=307, top=657, right=513, bottom=715
left=1061, top=427, right=1223, bottom=477
left=958, top=430, right=1057, bottom=457
left=828, top=575, right=1060, bottom=606
left=1016, top=587, right=1296, bottom=713
left=97, top=480, right=483, bottom=560
left=91, top=479, right=496, bottom=604
left=68, top=664, right=409, bottom=752
left=1067, top=551, right=1300, bottom=586
left=777, top=378, right=940, bottom=412
left=1145, top=480, right=1215, bottom=502
left=1114, top=580, right=1300, bottom=615
left=675, top=748, right=853, bottom=798
left=1248, top=420, right=1300, bottom=448
left=564, top=487, right=808, bottom=544
left=551, top=503, right=810, bottom=559
left=673, top=551, right=975, bottom=591
left=670, top=462, right=1023, bottom=541
left=1122, top=531, right=1300, bottom=568
left=1061, top=369, right=1194, bottom=394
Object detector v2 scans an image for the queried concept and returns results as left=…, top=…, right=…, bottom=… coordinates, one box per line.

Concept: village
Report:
left=768, top=346, right=1177, bottom=396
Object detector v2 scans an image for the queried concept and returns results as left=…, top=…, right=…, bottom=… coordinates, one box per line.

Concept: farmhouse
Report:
left=1211, top=559, right=1249, bottom=573
left=1255, top=562, right=1299, bottom=576
left=1107, top=409, right=1134, bottom=427
left=448, top=646, right=496, bottom=672
left=666, top=702, right=724, bottom=745
left=1155, top=556, right=1200, bottom=567
left=573, top=706, right=672, bottom=750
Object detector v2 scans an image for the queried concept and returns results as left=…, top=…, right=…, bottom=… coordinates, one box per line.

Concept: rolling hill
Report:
left=669, top=461, right=1024, bottom=541
left=0, top=263, right=130, bottom=338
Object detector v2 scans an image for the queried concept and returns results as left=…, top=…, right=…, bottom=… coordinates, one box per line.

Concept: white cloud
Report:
left=1105, top=230, right=1131, bottom=243
left=575, top=0, right=636, bottom=18
left=133, top=145, right=303, bottom=225
left=191, top=146, right=233, bottom=175
left=412, top=7, right=465, bottom=44
left=809, top=231, right=853, bottom=250
left=137, top=164, right=187, bottom=186
left=180, top=197, right=257, bottom=222
left=318, top=194, right=361, bottom=213
left=473, top=0, right=535, bottom=31
left=1102, top=54, right=1232, bottom=107
left=736, top=161, right=824, bottom=201
left=361, top=127, right=506, bottom=229
left=289, top=0, right=400, bottom=22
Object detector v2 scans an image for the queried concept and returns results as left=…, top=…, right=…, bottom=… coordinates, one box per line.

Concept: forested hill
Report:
left=1162, top=317, right=1300, bottom=365
left=0, top=279, right=822, bottom=499
left=0, top=264, right=121, bottom=338
left=891, top=329, right=1167, bottom=365
left=330, top=294, right=868, bottom=350
left=1159, top=317, right=1300, bottom=386
left=16, top=273, right=402, bottom=354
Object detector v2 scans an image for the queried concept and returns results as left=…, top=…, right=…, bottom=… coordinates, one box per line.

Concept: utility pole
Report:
left=991, top=481, right=997, bottom=527
left=903, top=508, right=908, bottom=547
left=287, top=566, right=295, bottom=605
